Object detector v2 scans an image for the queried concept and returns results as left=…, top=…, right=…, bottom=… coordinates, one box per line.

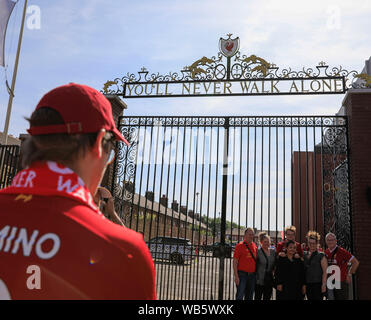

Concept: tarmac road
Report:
left=154, top=252, right=238, bottom=300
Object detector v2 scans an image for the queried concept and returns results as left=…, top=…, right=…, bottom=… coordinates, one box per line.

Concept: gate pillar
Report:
left=343, top=88, right=371, bottom=300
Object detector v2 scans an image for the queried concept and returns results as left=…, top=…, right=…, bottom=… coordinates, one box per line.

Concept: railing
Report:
left=0, top=145, right=21, bottom=189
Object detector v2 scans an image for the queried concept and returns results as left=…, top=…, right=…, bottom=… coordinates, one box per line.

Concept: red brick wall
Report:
left=292, top=152, right=325, bottom=245
left=344, top=90, right=371, bottom=300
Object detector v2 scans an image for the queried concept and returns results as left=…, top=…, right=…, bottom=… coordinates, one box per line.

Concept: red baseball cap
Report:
left=27, top=83, right=129, bottom=146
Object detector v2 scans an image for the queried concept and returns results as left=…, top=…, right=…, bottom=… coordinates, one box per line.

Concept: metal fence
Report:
left=0, top=145, right=21, bottom=189
left=110, top=115, right=352, bottom=300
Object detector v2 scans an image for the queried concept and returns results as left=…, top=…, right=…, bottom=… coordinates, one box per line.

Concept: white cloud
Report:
left=1, top=0, right=370, bottom=136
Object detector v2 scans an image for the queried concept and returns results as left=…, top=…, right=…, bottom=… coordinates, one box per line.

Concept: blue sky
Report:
left=0, top=0, right=370, bottom=137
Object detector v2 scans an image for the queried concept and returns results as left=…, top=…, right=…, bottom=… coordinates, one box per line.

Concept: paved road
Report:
left=153, top=252, right=279, bottom=300
left=154, top=252, right=238, bottom=300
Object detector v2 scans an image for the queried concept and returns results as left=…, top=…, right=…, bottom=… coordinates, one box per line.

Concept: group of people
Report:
left=0, top=83, right=361, bottom=301
left=233, top=226, right=360, bottom=300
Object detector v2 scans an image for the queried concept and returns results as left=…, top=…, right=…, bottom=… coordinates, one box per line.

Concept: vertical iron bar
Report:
left=178, top=124, right=188, bottom=300
left=246, top=121, right=250, bottom=231
left=184, top=118, right=194, bottom=300
left=253, top=119, right=257, bottom=230
left=212, top=122, right=221, bottom=300
left=306, top=118, right=309, bottom=237
left=196, top=124, right=207, bottom=300
left=218, top=117, right=229, bottom=300
left=189, top=122, right=200, bottom=300
left=275, top=121, right=278, bottom=245
left=228, top=122, right=236, bottom=299
left=298, top=119, right=302, bottom=242
left=268, top=121, right=271, bottom=236
left=151, top=118, right=163, bottom=298
left=203, top=122, right=214, bottom=299
left=290, top=119, right=293, bottom=235
left=134, top=122, right=147, bottom=235
left=157, top=120, right=168, bottom=300
left=236, top=123, right=243, bottom=300
left=143, top=119, right=155, bottom=236
left=168, top=121, right=181, bottom=300
left=313, top=121, right=318, bottom=234
left=260, top=120, right=264, bottom=232
left=321, top=117, right=326, bottom=241
left=164, top=123, right=175, bottom=300
left=211, top=123, right=221, bottom=300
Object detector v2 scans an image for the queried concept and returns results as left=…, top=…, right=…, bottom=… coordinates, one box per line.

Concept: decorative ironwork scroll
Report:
left=322, top=124, right=351, bottom=251
left=102, top=34, right=366, bottom=98
left=334, top=161, right=351, bottom=252
left=112, top=125, right=138, bottom=201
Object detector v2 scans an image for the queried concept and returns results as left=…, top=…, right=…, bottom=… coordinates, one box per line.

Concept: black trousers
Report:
left=306, top=283, right=323, bottom=300
left=254, top=284, right=273, bottom=300
left=327, top=282, right=349, bottom=300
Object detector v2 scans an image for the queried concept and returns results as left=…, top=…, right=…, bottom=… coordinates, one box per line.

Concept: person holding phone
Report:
left=0, top=83, right=156, bottom=299
left=94, top=186, right=125, bottom=227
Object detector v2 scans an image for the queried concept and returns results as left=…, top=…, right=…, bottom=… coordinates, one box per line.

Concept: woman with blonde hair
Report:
left=254, top=232, right=276, bottom=300
left=303, top=231, right=328, bottom=300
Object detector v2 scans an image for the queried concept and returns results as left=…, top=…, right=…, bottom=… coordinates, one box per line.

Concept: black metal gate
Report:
left=0, top=145, right=21, bottom=189
left=111, top=115, right=352, bottom=300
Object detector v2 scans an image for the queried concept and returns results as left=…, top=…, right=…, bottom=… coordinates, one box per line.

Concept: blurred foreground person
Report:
left=0, top=83, right=156, bottom=299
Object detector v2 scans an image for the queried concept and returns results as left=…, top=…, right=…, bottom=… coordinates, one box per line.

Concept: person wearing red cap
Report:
left=0, top=83, right=156, bottom=299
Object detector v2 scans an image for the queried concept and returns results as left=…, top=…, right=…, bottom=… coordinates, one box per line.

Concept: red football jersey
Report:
left=0, top=162, right=156, bottom=300
left=233, top=241, right=257, bottom=273
left=325, top=246, right=353, bottom=282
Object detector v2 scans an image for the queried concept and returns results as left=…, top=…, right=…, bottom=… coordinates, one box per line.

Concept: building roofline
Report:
left=104, top=95, right=128, bottom=110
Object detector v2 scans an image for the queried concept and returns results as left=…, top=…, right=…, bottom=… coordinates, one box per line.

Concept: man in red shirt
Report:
left=0, top=83, right=156, bottom=299
left=325, top=232, right=359, bottom=300
left=233, top=228, right=257, bottom=300
left=276, top=226, right=303, bottom=258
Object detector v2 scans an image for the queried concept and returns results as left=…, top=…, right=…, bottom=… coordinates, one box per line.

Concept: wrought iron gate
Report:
left=0, top=145, right=21, bottom=189
left=110, top=115, right=352, bottom=300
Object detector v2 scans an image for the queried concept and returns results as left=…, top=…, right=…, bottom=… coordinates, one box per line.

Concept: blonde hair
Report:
left=258, top=232, right=270, bottom=243
left=285, top=226, right=296, bottom=234
left=306, top=230, right=321, bottom=242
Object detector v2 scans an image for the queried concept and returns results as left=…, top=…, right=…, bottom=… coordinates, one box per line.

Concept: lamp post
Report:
left=4, top=0, right=28, bottom=144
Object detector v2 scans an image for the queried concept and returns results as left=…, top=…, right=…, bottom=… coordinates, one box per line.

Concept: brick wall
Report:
left=344, top=89, right=371, bottom=299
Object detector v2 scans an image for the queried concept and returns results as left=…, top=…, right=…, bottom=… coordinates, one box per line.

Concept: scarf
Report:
left=0, top=161, right=100, bottom=213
